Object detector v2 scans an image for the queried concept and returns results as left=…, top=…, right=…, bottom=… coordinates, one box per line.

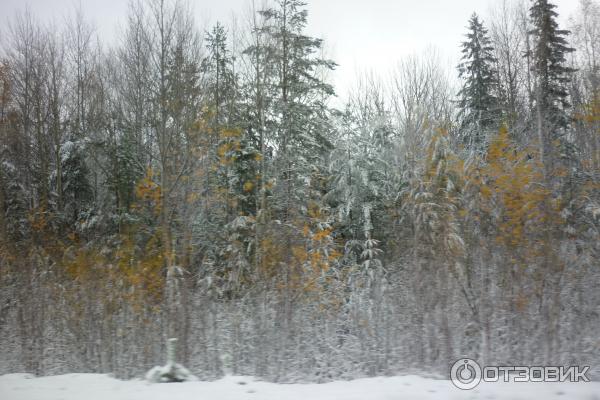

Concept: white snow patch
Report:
left=145, top=363, right=197, bottom=383
left=0, top=373, right=598, bottom=400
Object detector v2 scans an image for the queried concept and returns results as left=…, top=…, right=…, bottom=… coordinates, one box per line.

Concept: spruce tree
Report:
left=203, top=22, right=237, bottom=127
left=528, top=0, right=577, bottom=363
left=457, top=13, right=499, bottom=153
left=205, top=23, right=260, bottom=218
left=259, top=0, right=336, bottom=220
left=529, top=0, right=575, bottom=135
left=60, top=139, right=93, bottom=224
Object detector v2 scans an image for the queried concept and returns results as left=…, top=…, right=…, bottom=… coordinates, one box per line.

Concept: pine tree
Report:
left=528, top=0, right=579, bottom=364
left=60, top=139, right=93, bottom=224
left=204, top=23, right=260, bottom=217
left=247, top=1, right=337, bottom=376
left=259, top=0, right=336, bottom=221
left=327, top=105, right=396, bottom=270
left=529, top=0, right=576, bottom=135
left=457, top=13, right=499, bottom=153
left=203, top=22, right=237, bottom=127
left=108, top=131, right=144, bottom=214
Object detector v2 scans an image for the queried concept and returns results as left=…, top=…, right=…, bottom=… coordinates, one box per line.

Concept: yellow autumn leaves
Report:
left=458, top=124, right=575, bottom=271
left=479, top=126, right=548, bottom=248
left=415, top=125, right=557, bottom=268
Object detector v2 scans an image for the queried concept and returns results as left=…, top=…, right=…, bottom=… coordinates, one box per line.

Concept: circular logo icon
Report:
left=450, top=358, right=482, bottom=390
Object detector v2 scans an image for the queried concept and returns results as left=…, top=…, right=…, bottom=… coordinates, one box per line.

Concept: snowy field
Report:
left=1, top=373, right=599, bottom=400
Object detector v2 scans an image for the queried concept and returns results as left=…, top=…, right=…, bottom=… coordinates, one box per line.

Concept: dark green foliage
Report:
left=258, top=0, right=336, bottom=218
left=60, top=139, right=93, bottom=223
left=457, top=13, right=499, bottom=152
left=528, top=0, right=576, bottom=133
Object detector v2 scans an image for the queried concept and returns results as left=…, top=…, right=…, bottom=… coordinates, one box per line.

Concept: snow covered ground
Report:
left=1, top=373, right=599, bottom=400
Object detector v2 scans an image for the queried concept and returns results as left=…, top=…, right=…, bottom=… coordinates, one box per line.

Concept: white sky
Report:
left=0, top=0, right=580, bottom=100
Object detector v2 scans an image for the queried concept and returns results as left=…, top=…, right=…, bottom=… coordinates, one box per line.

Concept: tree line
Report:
left=0, top=0, right=599, bottom=381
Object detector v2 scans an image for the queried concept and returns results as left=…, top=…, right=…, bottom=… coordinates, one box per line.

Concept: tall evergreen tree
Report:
left=457, top=13, right=499, bottom=153
left=528, top=0, right=577, bottom=363
left=203, top=22, right=237, bottom=127
left=259, top=0, right=336, bottom=220
left=528, top=0, right=576, bottom=136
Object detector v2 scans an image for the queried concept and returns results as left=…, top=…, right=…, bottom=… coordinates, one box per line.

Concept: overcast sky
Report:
left=0, top=0, right=580, bottom=99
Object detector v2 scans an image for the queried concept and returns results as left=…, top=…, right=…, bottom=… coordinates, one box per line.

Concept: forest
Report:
left=0, top=0, right=599, bottom=382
